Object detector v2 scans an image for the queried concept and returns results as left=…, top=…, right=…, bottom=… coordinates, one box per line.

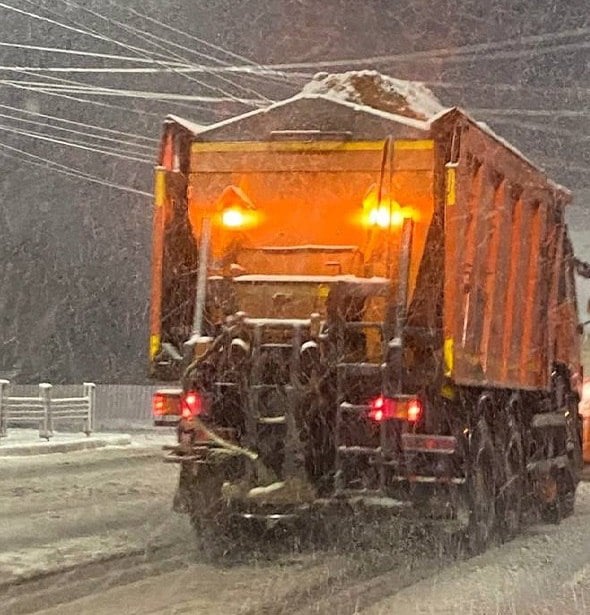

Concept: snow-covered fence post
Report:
left=39, top=383, right=53, bottom=440
left=83, top=382, right=95, bottom=436
left=0, top=379, right=8, bottom=438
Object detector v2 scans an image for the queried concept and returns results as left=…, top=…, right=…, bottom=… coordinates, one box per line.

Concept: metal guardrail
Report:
left=0, top=380, right=95, bottom=441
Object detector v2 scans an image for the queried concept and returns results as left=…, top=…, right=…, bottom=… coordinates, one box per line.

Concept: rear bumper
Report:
left=401, top=433, right=457, bottom=455
left=154, top=415, right=180, bottom=427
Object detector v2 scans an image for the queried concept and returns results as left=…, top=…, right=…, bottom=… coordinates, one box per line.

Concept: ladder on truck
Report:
left=332, top=218, right=413, bottom=497
left=241, top=317, right=312, bottom=482
left=333, top=316, right=390, bottom=496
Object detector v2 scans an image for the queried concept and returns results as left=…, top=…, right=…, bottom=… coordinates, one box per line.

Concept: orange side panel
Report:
left=444, top=122, right=565, bottom=390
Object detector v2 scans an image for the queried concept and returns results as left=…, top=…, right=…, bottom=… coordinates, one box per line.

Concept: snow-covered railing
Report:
left=0, top=380, right=95, bottom=441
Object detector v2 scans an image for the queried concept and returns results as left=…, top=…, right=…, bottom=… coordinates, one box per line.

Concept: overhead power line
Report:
left=0, top=42, right=185, bottom=65
left=0, top=141, right=151, bottom=197
left=0, top=123, right=152, bottom=164
left=0, top=103, right=157, bottom=143
left=0, top=78, right=266, bottom=105
left=49, top=0, right=271, bottom=107
left=480, top=116, right=590, bottom=140
left=426, top=80, right=590, bottom=96
left=471, top=108, right=588, bottom=118
left=0, top=112, right=155, bottom=153
left=105, top=0, right=263, bottom=69
left=0, top=2, right=177, bottom=64
left=103, top=0, right=299, bottom=88
left=236, top=26, right=590, bottom=71
left=0, top=81, right=165, bottom=118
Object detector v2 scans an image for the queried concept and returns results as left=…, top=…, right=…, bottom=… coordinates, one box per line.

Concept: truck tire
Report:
left=540, top=370, right=581, bottom=523
left=498, top=412, right=524, bottom=542
left=467, top=416, right=496, bottom=555
left=183, top=463, right=235, bottom=558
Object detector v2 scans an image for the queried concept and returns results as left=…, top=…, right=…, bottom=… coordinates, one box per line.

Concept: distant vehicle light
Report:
left=152, top=389, right=182, bottom=426
left=152, top=393, right=167, bottom=416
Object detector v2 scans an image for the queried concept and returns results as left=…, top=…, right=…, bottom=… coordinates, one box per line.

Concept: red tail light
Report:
left=407, top=398, right=423, bottom=423
left=368, top=396, right=394, bottom=422
left=180, top=391, right=202, bottom=419
left=368, top=396, right=423, bottom=423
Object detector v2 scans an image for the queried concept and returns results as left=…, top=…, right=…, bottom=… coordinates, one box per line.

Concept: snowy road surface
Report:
left=0, top=443, right=589, bottom=614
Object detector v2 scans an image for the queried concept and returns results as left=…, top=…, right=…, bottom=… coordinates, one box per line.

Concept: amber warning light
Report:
left=362, top=184, right=415, bottom=229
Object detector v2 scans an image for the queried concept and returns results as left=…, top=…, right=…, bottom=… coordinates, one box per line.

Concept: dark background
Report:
left=0, top=0, right=587, bottom=383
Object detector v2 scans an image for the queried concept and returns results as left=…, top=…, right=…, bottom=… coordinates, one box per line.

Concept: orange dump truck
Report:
left=149, top=73, right=583, bottom=554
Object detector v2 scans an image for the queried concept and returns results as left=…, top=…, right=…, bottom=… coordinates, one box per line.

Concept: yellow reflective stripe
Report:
left=154, top=166, right=166, bottom=208
left=445, top=163, right=457, bottom=207
left=149, top=334, right=161, bottom=360
left=394, top=139, right=434, bottom=151
left=444, top=337, right=454, bottom=377
left=191, top=139, right=434, bottom=153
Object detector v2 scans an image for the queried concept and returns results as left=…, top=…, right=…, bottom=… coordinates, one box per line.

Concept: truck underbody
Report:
left=163, top=275, right=582, bottom=555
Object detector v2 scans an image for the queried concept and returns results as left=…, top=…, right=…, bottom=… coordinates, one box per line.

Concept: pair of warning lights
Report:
left=216, top=185, right=413, bottom=230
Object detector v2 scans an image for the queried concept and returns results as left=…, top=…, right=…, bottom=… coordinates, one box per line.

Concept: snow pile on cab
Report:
left=302, top=70, right=445, bottom=121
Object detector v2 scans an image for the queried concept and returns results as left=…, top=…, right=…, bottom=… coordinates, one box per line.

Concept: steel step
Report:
left=339, top=402, right=371, bottom=413
left=337, top=362, right=382, bottom=376
left=337, top=445, right=380, bottom=455
left=258, top=416, right=286, bottom=425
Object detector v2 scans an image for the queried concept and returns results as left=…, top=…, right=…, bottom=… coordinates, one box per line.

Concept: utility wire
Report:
left=480, top=116, right=590, bottom=140
left=0, top=2, right=176, bottom=63
left=0, top=142, right=151, bottom=196
left=239, top=27, right=590, bottom=71
left=0, top=123, right=152, bottom=164
left=50, top=0, right=270, bottom=107
left=426, top=80, right=590, bottom=96
left=0, top=77, right=221, bottom=115
left=0, top=42, right=188, bottom=65
left=14, top=0, right=252, bottom=109
left=0, top=77, right=266, bottom=104
left=0, top=103, right=157, bottom=143
left=105, top=0, right=272, bottom=70
left=0, top=111, right=155, bottom=152
left=103, top=0, right=299, bottom=88
left=471, top=108, right=588, bottom=118
left=62, top=0, right=274, bottom=104
left=0, top=112, right=155, bottom=154
left=0, top=81, right=165, bottom=118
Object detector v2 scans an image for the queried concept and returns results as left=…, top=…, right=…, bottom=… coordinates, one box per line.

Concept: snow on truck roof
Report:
left=166, top=71, right=443, bottom=136
left=164, top=70, right=569, bottom=197
left=300, top=70, right=446, bottom=121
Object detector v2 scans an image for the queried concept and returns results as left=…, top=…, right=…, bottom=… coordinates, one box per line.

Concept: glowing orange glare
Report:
left=367, top=205, right=406, bottom=229
left=222, top=207, right=246, bottom=228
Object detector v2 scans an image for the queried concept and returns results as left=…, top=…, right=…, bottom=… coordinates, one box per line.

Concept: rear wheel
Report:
left=466, top=416, right=496, bottom=555
left=178, top=462, right=236, bottom=558
left=540, top=371, right=581, bottom=523
left=497, top=411, right=525, bottom=542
